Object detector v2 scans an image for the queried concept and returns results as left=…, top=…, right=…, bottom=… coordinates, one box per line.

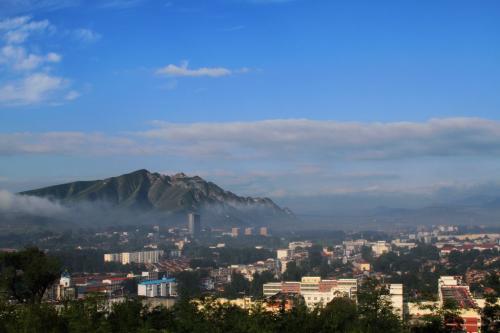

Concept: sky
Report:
left=1, top=0, right=500, bottom=208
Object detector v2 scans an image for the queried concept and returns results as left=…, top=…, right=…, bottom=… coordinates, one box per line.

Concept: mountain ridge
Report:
left=20, top=169, right=294, bottom=226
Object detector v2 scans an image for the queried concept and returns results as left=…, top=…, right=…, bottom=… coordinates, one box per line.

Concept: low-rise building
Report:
left=371, top=241, right=391, bottom=257
left=263, top=277, right=358, bottom=308
left=438, top=276, right=481, bottom=333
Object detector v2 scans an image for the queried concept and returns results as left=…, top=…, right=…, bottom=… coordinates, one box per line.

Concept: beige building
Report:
left=263, top=277, right=358, bottom=308
left=371, top=241, right=391, bottom=257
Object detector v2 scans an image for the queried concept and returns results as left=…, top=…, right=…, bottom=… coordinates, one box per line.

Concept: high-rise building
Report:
left=244, top=227, right=253, bottom=236
left=259, top=227, right=268, bottom=236
left=188, top=213, right=201, bottom=237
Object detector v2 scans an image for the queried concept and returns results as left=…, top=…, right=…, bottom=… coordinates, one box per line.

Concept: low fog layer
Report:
left=0, top=190, right=289, bottom=230
left=0, top=190, right=67, bottom=217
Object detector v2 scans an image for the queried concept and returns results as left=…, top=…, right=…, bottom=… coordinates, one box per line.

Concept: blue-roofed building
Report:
left=138, top=277, right=177, bottom=298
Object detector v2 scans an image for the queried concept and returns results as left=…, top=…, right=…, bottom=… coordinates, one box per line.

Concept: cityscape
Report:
left=1, top=1, right=500, bottom=333
left=1, top=210, right=498, bottom=332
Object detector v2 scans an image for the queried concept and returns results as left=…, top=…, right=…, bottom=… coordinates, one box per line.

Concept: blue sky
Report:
left=1, top=0, right=500, bottom=206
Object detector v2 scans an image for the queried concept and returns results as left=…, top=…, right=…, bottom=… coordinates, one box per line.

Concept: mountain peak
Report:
left=172, top=172, right=187, bottom=178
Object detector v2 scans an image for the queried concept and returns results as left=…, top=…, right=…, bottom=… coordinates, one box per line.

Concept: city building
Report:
left=438, top=276, right=481, bottom=333
left=55, top=271, right=77, bottom=301
left=388, top=284, right=404, bottom=318
left=138, top=277, right=177, bottom=298
left=259, top=227, right=269, bottom=236
left=104, top=250, right=164, bottom=265
left=263, top=277, right=358, bottom=308
left=244, top=227, right=253, bottom=236
left=288, top=241, right=313, bottom=251
left=231, top=227, right=240, bottom=237
left=371, top=241, right=391, bottom=257
left=354, top=259, right=371, bottom=272
left=276, top=249, right=290, bottom=260
left=188, top=213, right=201, bottom=237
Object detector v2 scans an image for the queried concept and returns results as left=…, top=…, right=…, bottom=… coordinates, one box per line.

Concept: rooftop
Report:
left=138, top=277, right=176, bottom=285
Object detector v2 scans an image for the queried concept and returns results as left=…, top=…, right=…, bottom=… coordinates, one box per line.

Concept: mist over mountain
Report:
left=17, top=169, right=294, bottom=228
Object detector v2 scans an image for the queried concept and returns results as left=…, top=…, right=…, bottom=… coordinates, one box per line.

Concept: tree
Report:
left=357, top=278, right=403, bottom=333
left=249, top=271, right=276, bottom=299
left=482, top=295, right=500, bottom=333
left=59, top=295, right=109, bottom=333
left=224, top=272, right=250, bottom=299
left=175, top=271, right=204, bottom=300
left=320, top=297, right=359, bottom=333
left=283, top=261, right=307, bottom=281
left=0, top=247, right=60, bottom=303
left=411, top=301, right=464, bottom=333
left=361, top=246, right=374, bottom=262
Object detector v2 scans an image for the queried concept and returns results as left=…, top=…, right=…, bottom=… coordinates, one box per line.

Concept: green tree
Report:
left=320, top=297, right=359, bottom=333
left=482, top=295, right=500, bottom=333
left=282, top=261, right=307, bottom=281
left=411, top=301, right=464, bottom=333
left=357, top=278, right=403, bottom=333
left=0, top=247, right=60, bottom=303
left=249, top=271, right=276, bottom=299
left=224, top=272, right=250, bottom=299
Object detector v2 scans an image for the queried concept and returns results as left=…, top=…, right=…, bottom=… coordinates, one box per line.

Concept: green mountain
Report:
left=20, top=169, right=293, bottom=226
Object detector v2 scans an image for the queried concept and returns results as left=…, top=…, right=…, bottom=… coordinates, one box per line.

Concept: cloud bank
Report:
left=1, top=117, right=500, bottom=159
left=2, top=117, right=500, bottom=198
left=0, top=190, right=67, bottom=217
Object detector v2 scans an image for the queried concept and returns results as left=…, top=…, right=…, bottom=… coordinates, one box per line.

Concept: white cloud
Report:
left=0, top=131, right=138, bottom=155
left=0, top=190, right=67, bottom=217
left=0, top=73, right=68, bottom=105
left=0, top=16, right=51, bottom=44
left=156, top=61, right=241, bottom=78
left=73, top=28, right=102, bottom=43
left=1, top=118, right=500, bottom=160
left=0, top=16, right=78, bottom=106
left=65, top=90, right=80, bottom=100
left=2, top=118, right=500, bottom=197
left=138, top=118, right=500, bottom=160
left=0, top=45, right=61, bottom=70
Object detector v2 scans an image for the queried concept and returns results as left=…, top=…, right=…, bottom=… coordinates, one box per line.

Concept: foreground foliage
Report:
left=0, top=283, right=472, bottom=333
left=1, top=248, right=496, bottom=333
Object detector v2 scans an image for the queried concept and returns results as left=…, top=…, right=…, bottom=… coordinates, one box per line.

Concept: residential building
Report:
left=231, top=227, right=240, bottom=237
left=263, top=277, right=358, bottom=308
left=438, top=276, right=481, bottom=333
left=104, top=250, right=164, bottom=265
left=371, top=241, right=391, bottom=257
left=138, top=277, right=177, bottom=298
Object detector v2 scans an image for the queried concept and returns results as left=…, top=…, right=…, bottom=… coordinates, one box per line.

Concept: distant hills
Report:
left=20, top=169, right=294, bottom=227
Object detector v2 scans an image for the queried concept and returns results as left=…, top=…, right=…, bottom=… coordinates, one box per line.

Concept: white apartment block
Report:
left=104, top=250, right=164, bottom=265
left=137, top=277, right=177, bottom=298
